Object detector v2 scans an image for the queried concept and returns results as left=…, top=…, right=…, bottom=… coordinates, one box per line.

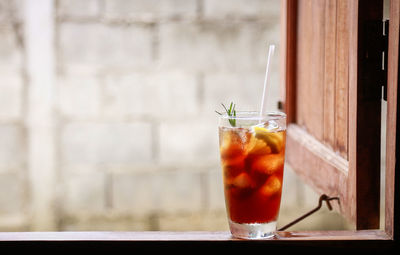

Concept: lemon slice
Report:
left=253, top=126, right=283, bottom=153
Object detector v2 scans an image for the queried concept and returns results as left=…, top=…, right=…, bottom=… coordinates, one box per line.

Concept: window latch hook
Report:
left=278, top=194, right=340, bottom=231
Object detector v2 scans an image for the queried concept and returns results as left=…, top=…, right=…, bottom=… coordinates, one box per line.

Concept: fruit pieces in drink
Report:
left=252, top=154, right=284, bottom=175
left=260, top=175, right=282, bottom=197
left=219, top=125, right=285, bottom=224
left=219, top=128, right=250, bottom=179
left=253, top=126, right=284, bottom=153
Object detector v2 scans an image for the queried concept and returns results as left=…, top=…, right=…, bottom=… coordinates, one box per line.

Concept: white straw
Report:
left=259, top=44, right=275, bottom=120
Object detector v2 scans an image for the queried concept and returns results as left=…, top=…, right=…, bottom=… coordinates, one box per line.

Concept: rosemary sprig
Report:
left=215, top=102, right=236, bottom=127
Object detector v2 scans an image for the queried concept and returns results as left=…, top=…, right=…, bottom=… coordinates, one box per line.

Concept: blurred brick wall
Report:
left=0, top=0, right=351, bottom=231
left=0, top=0, right=27, bottom=230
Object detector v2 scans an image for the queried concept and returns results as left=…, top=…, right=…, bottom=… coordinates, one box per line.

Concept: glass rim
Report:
left=218, top=111, right=286, bottom=121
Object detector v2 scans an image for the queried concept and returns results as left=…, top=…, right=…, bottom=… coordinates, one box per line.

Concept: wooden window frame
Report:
left=0, top=0, right=398, bottom=251
left=283, top=0, right=383, bottom=230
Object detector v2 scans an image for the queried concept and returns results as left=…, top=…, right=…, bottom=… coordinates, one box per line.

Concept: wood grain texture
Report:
left=296, top=0, right=325, bottom=141
left=309, top=0, right=325, bottom=141
left=386, top=0, right=400, bottom=239
left=0, top=231, right=395, bottom=252
left=0, top=230, right=391, bottom=241
left=281, top=0, right=297, bottom=124
left=347, top=0, right=359, bottom=229
left=335, top=0, right=349, bottom=159
left=286, top=124, right=349, bottom=218
left=296, top=0, right=311, bottom=130
left=284, top=0, right=383, bottom=229
left=323, top=0, right=337, bottom=149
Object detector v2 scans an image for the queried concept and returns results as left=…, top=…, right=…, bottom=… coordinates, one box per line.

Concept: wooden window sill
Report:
left=0, top=230, right=396, bottom=251
left=0, top=230, right=391, bottom=241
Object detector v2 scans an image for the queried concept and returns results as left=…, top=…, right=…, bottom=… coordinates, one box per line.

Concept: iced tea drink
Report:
left=218, top=111, right=286, bottom=239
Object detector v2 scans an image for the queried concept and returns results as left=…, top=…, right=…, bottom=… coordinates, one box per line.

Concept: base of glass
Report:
left=228, top=220, right=277, bottom=239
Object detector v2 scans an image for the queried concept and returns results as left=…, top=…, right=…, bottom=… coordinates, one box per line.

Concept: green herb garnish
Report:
left=215, top=102, right=236, bottom=127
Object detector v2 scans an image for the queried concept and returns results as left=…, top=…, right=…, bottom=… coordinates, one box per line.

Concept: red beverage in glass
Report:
left=218, top=111, right=286, bottom=239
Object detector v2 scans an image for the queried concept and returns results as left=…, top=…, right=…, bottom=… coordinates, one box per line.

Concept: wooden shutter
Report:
left=281, top=0, right=384, bottom=229
left=385, top=0, right=400, bottom=239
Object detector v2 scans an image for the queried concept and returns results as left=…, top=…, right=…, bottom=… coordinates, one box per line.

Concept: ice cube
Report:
left=222, top=155, right=245, bottom=179
left=220, top=142, right=243, bottom=159
left=236, top=128, right=252, bottom=145
left=227, top=172, right=254, bottom=189
left=251, top=154, right=284, bottom=175
left=220, top=130, right=245, bottom=159
left=265, top=120, right=279, bottom=131
left=259, top=176, right=281, bottom=197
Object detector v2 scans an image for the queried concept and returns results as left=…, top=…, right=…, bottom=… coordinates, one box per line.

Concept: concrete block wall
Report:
left=0, top=0, right=351, bottom=231
left=55, top=0, right=285, bottom=231
left=0, top=0, right=28, bottom=230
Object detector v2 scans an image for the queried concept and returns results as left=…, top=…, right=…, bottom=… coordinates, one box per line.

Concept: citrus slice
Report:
left=253, top=126, right=283, bottom=153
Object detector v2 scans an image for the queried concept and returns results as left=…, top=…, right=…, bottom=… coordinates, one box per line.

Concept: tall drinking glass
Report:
left=218, top=111, right=286, bottom=239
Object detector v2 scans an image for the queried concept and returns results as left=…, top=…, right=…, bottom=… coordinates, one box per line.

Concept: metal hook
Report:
left=278, top=194, right=340, bottom=231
